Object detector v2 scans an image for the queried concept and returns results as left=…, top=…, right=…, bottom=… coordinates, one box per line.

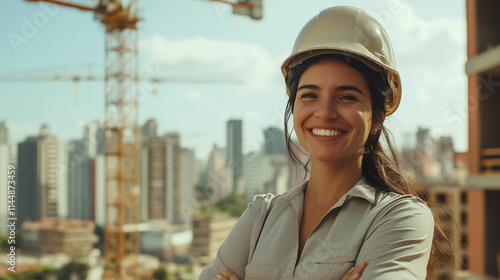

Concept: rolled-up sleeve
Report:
left=357, top=196, right=434, bottom=279
left=198, top=194, right=271, bottom=280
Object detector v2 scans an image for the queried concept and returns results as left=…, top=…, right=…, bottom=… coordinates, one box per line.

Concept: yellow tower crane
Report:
left=22, top=0, right=262, bottom=279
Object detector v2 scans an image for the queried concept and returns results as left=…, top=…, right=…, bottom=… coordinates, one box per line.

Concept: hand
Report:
left=211, top=266, right=240, bottom=280
left=341, top=262, right=367, bottom=280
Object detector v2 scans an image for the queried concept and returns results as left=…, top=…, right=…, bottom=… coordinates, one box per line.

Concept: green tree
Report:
left=94, top=225, right=104, bottom=250
left=215, top=192, right=247, bottom=217
left=152, top=266, right=170, bottom=280
left=0, top=231, right=22, bottom=250
left=58, top=260, right=88, bottom=280
left=34, top=266, right=54, bottom=280
left=195, top=184, right=214, bottom=201
left=0, top=233, right=9, bottom=249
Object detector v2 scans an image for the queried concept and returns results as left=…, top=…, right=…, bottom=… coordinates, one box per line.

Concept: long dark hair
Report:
left=283, top=54, right=453, bottom=279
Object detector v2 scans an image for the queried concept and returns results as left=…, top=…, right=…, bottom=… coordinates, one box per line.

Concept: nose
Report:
left=313, top=98, right=338, bottom=120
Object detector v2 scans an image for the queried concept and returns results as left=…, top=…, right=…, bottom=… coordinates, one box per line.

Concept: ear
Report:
left=370, top=111, right=386, bottom=135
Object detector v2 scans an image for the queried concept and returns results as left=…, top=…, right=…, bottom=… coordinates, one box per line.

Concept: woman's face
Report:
left=293, top=58, right=375, bottom=164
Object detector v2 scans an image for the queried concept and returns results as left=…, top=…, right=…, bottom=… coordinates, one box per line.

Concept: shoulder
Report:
left=247, top=193, right=276, bottom=213
left=370, top=190, right=434, bottom=231
left=376, top=191, right=432, bottom=216
left=247, top=181, right=306, bottom=216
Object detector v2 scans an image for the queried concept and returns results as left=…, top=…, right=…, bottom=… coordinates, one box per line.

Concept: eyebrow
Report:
left=297, top=84, right=365, bottom=95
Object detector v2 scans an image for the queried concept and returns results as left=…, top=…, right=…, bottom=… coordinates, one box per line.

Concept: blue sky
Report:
left=1, top=0, right=467, bottom=160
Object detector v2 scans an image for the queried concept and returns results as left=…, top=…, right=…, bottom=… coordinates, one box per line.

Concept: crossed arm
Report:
left=211, top=263, right=367, bottom=280
left=200, top=195, right=434, bottom=280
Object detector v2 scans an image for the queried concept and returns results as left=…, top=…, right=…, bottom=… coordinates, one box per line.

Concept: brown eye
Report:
left=339, top=95, right=357, bottom=101
left=300, top=93, right=317, bottom=99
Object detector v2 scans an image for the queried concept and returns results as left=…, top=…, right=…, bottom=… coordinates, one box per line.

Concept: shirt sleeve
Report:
left=198, top=194, right=272, bottom=280
left=357, top=195, right=434, bottom=280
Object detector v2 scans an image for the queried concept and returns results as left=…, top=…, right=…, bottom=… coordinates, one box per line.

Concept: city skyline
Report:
left=1, top=119, right=460, bottom=165
left=1, top=1, right=467, bottom=161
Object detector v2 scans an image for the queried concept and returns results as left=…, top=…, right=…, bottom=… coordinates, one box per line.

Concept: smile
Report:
left=311, top=128, right=346, bottom=136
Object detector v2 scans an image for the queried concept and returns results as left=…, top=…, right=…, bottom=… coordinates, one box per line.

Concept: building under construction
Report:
left=465, top=0, right=500, bottom=278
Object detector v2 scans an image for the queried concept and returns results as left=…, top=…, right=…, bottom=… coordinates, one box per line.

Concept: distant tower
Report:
left=263, top=127, right=285, bottom=155
left=226, top=120, right=242, bottom=192
left=140, top=119, right=182, bottom=224
left=0, top=122, right=8, bottom=144
left=17, top=125, right=60, bottom=224
left=67, top=121, right=105, bottom=221
left=415, top=127, right=438, bottom=177
left=0, top=122, right=11, bottom=233
left=141, top=119, right=157, bottom=140
left=438, top=136, right=455, bottom=179
left=206, top=144, right=232, bottom=201
left=179, top=148, right=198, bottom=224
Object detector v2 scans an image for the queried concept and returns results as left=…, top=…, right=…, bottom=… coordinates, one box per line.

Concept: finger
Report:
left=341, top=263, right=367, bottom=280
left=212, top=275, right=227, bottom=280
left=220, top=266, right=240, bottom=280
left=356, top=262, right=367, bottom=273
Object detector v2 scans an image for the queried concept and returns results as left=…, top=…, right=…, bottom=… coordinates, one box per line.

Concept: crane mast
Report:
left=25, top=0, right=141, bottom=278
left=101, top=12, right=141, bottom=280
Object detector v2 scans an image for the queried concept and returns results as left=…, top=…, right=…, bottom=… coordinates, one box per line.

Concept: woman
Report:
left=199, top=6, right=451, bottom=280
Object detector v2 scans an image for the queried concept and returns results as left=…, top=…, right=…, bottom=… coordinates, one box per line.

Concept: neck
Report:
left=306, top=156, right=363, bottom=205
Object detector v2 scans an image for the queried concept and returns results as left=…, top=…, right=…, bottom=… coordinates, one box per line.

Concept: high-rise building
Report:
left=17, top=125, right=60, bottom=224
left=179, top=148, right=198, bottom=225
left=226, top=119, right=243, bottom=192
left=91, top=155, right=106, bottom=227
left=67, top=139, right=91, bottom=220
left=244, top=151, right=288, bottom=202
left=425, top=184, right=468, bottom=279
left=0, top=121, right=9, bottom=145
left=190, top=213, right=238, bottom=265
left=21, top=218, right=98, bottom=256
left=243, top=151, right=268, bottom=201
left=205, top=144, right=232, bottom=202
left=67, top=121, right=105, bottom=222
left=438, top=136, right=456, bottom=180
left=400, top=128, right=457, bottom=180
left=140, top=119, right=182, bottom=224
left=465, top=0, right=500, bottom=278
left=0, top=122, right=12, bottom=233
left=263, top=127, right=285, bottom=155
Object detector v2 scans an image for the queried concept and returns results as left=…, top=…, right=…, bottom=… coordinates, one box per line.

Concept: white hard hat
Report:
left=281, top=6, right=401, bottom=116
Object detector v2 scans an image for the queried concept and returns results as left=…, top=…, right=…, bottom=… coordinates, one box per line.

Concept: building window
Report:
left=461, top=233, right=468, bottom=249
left=461, top=191, right=467, bottom=204
left=437, top=194, right=447, bottom=204
left=461, top=211, right=467, bottom=225
left=461, top=256, right=468, bottom=270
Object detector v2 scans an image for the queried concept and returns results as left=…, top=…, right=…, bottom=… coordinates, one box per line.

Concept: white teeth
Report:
left=312, top=128, right=344, bottom=136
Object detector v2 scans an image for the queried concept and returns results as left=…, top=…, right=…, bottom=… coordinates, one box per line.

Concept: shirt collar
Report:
left=281, top=176, right=376, bottom=205
left=344, top=177, right=376, bottom=204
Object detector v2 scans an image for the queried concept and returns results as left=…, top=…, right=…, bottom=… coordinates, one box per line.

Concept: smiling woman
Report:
left=199, top=6, right=453, bottom=280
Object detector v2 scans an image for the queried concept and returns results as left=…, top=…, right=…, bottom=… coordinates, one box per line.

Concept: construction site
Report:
left=1, top=0, right=499, bottom=279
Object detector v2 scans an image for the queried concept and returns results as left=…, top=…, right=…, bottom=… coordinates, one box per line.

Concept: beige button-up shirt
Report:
left=199, top=178, right=434, bottom=280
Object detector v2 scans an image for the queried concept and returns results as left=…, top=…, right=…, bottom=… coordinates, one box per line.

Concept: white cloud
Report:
left=183, top=89, right=203, bottom=101
left=139, top=35, right=285, bottom=93
left=244, top=110, right=263, bottom=121
left=368, top=0, right=468, bottom=150
left=181, top=89, right=220, bottom=111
